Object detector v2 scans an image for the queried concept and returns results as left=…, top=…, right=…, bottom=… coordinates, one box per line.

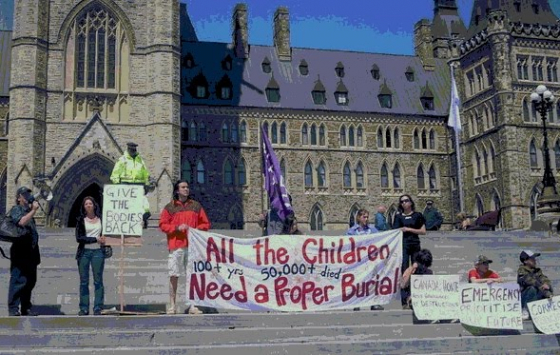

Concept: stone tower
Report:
left=7, top=0, right=181, bottom=226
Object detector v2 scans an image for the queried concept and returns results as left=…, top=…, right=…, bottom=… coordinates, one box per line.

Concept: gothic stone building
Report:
left=0, top=0, right=558, bottom=231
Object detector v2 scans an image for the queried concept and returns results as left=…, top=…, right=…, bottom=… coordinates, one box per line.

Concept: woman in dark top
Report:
left=392, top=194, right=427, bottom=307
left=75, top=196, right=106, bottom=316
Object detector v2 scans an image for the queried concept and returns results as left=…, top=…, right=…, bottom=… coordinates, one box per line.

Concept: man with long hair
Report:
left=159, top=180, right=210, bottom=315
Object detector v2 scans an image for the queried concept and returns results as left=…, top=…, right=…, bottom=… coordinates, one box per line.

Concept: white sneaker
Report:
left=167, top=305, right=177, bottom=315
left=186, top=306, right=202, bottom=315
left=522, top=308, right=530, bottom=320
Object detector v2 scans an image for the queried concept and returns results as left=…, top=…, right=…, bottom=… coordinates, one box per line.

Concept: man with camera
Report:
left=7, top=186, right=41, bottom=316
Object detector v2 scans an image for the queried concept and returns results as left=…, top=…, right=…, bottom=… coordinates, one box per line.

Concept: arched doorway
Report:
left=49, top=153, right=114, bottom=227
left=67, top=183, right=104, bottom=227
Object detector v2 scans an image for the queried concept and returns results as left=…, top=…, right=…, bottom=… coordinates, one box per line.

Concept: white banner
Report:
left=411, top=275, right=460, bottom=320
left=528, top=296, right=560, bottom=334
left=459, top=282, right=523, bottom=330
left=186, top=229, right=402, bottom=312
left=102, top=184, right=144, bottom=237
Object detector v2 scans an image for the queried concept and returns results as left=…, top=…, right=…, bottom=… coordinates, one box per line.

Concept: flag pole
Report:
left=455, top=128, right=464, bottom=213
left=259, top=121, right=265, bottom=234
left=449, top=63, right=465, bottom=213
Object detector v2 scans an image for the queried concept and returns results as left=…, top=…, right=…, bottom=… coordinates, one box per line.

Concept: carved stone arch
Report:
left=50, top=153, right=114, bottom=227
left=57, top=0, right=137, bottom=50
left=528, top=181, right=543, bottom=221
left=386, top=203, right=399, bottom=229
left=227, top=204, right=244, bottom=230
left=473, top=193, right=485, bottom=217
left=309, top=202, right=325, bottom=231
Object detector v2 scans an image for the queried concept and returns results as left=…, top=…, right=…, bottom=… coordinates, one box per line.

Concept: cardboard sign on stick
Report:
left=102, top=184, right=144, bottom=246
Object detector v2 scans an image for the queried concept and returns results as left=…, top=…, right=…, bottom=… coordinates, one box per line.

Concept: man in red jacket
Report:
left=159, top=180, right=210, bottom=315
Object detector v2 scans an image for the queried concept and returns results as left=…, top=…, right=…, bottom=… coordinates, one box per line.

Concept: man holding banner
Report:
left=159, top=180, right=210, bottom=315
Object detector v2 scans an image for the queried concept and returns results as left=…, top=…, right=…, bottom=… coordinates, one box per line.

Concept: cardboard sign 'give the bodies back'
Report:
left=102, top=184, right=144, bottom=245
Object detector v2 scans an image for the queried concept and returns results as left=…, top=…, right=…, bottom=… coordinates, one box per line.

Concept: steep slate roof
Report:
left=466, top=0, right=559, bottom=39
left=181, top=42, right=452, bottom=117
left=0, top=30, right=11, bottom=97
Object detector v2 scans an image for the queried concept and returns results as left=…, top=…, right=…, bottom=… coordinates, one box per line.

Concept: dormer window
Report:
left=222, top=55, right=233, bottom=71
left=190, top=72, right=209, bottom=99
left=217, top=75, right=233, bottom=100
left=420, top=81, right=434, bottom=110
left=371, top=64, right=380, bottom=80
left=262, top=57, right=272, bottom=73
left=312, top=78, right=326, bottom=105
left=299, top=60, right=309, bottom=76
left=266, top=76, right=280, bottom=103
left=335, top=80, right=349, bottom=106
left=378, top=94, right=392, bottom=108
left=184, top=53, right=195, bottom=68
left=405, top=67, right=415, bottom=82
left=514, top=1, right=521, bottom=12
left=196, top=85, right=207, bottom=98
left=532, top=3, right=539, bottom=14
left=335, top=62, right=345, bottom=78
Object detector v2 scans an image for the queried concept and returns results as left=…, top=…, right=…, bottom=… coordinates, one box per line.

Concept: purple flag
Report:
left=261, top=126, right=293, bottom=221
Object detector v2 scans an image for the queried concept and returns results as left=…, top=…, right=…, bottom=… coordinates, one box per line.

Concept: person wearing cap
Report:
left=110, top=142, right=150, bottom=185
left=467, top=255, right=503, bottom=284
left=423, top=200, right=443, bottom=231
left=7, top=187, right=41, bottom=316
left=518, top=250, right=553, bottom=319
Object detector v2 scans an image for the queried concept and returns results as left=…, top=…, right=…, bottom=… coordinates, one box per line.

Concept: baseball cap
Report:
left=426, top=199, right=434, bottom=205
left=16, top=186, right=33, bottom=200
left=127, top=142, right=138, bottom=147
left=475, top=255, right=492, bottom=264
left=520, top=250, right=541, bottom=262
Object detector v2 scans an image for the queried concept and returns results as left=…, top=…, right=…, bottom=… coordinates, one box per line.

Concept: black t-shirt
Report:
left=393, top=211, right=425, bottom=245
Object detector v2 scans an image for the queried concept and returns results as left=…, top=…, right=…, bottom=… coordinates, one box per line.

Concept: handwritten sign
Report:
left=102, top=184, right=144, bottom=245
left=459, top=283, right=522, bottom=330
left=411, top=275, right=460, bottom=320
left=186, top=229, right=403, bottom=312
left=528, top=296, right=560, bottom=334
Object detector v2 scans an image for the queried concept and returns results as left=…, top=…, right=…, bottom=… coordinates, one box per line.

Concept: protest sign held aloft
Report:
left=187, top=229, right=402, bottom=312
left=459, top=282, right=523, bottom=330
left=411, top=275, right=460, bottom=321
left=102, top=184, right=144, bottom=245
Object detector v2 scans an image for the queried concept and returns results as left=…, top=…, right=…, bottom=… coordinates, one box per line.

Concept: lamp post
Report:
left=531, top=85, right=560, bottom=213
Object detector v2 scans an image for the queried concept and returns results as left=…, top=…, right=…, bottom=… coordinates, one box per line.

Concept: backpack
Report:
left=0, top=214, right=26, bottom=259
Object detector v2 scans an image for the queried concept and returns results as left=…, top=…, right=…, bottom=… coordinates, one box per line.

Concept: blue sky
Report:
left=183, top=0, right=560, bottom=55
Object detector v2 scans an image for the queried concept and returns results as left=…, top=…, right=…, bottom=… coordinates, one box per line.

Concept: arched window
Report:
left=482, top=148, right=489, bottom=176
left=237, top=159, right=246, bottom=185
left=530, top=140, right=538, bottom=168
left=428, top=165, right=437, bottom=190
left=305, top=161, right=313, bottom=187
left=64, top=5, right=129, bottom=120
left=531, top=102, right=537, bottom=122
left=263, top=121, right=269, bottom=137
left=181, top=160, right=192, bottom=183
left=429, top=129, right=435, bottom=150
left=319, top=124, right=326, bottom=146
left=417, top=164, right=425, bottom=190
left=393, top=163, right=401, bottom=189
left=196, top=160, right=205, bottom=184
left=475, top=195, right=484, bottom=217
left=421, top=129, right=427, bottom=149
left=271, top=122, right=278, bottom=143
left=530, top=184, right=542, bottom=220
left=555, top=140, right=560, bottom=169
left=199, top=122, right=207, bottom=141
left=393, top=128, right=400, bottom=149
left=343, top=162, right=352, bottom=188
left=181, top=121, right=188, bottom=141
left=311, top=124, right=317, bottom=145
left=189, top=121, right=197, bottom=142
left=222, top=123, right=229, bottom=142
left=523, top=99, right=531, bottom=122
left=348, top=126, right=355, bottom=146
left=224, top=160, right=234, bottom=185
left=357, top=126, right=363, bottom=147
left=302, top=124, right=309, bottom=145
left=381, top=163, right=389, bottom=188
left=385, top=127, right=392, bottom=148
left=356, top=162, right=364, bottom=188
left=240, top=121, right=247, bottom=143
left=340, top=125, right=346, bottom=146
left=280, top=159, right=287, bottom=182
left=317, top=161, right=327, bottom=187
left=377, top=127, right=383, bottom=148
left=490, top=144, right=496, bottom=173
left=476, top=150, right=482, bottom=177
left=280, top=122, right=287, bottom=144
left=231, top=123, right=239, bottom=143
left=310, top=205, right=324, bottom=231
left=349, top=205, right=360, bottom=227
left=414, top=129, right=420, bottom=149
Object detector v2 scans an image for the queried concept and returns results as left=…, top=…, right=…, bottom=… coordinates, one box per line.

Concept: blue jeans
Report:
left=401, top=242, right=421, bottom=306
left=521, top=286, right=553, bottom=309
left=8, top=263, right=37, bottom=314
left=78, top=248, right=105, bottom=313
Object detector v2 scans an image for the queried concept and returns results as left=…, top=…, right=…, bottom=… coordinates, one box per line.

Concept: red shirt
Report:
left=159, top=199, right=211, bottom=250
left=468, top=268, right=500, bottom=282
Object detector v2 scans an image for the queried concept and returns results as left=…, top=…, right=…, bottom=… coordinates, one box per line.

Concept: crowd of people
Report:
left=2, top=142, right=555, bottom=321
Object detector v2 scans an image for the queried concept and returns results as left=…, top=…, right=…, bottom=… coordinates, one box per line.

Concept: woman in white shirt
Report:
left=75, top=196, right=106, bottom=316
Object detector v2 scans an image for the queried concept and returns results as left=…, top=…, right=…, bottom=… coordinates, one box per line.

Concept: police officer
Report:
left=110, top=142, right=150, bottom=185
